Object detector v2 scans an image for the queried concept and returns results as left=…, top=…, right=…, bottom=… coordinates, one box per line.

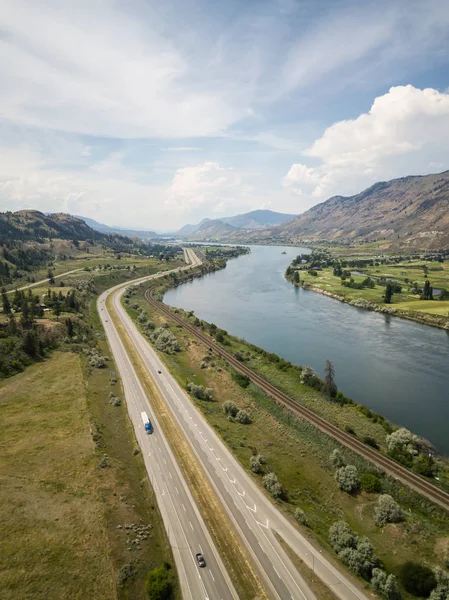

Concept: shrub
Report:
left=294, top=508, right=307, bottom=525
left=339, top=536, right=378, bottom=579
left=187, top=383, right=213, bottom=401
left=374, top=495, right=403, bottom=527
left=386, top=428, right=418, bottom=455
left=263, top=472, right=285, bottom=499
left=335, top=465, right=360, bottom=493
left=330, top=449, right=345, bottom=469
left=145, top=565, right=172, bottom=600
left=232, top=371, right=250, bottom=388
left=137, top=310, right=148, bottom=323
left=329, top=521, right=358, bottom=554
left=300, top=366, right=320, bottom=387
left=150, top=328, right=180, bottom=354
left=372, top=569, right=402, bottom=600
left=360, top=473, right=382, bottom=493
left=363, top=436, right=380, bottom=449
left=399, top=562, right=436, bottom=597
left=250, top=455, right=262, bottom=473
left=235, top=409, right=251, bottom=424
left=223, top=401, right=238, bottom=417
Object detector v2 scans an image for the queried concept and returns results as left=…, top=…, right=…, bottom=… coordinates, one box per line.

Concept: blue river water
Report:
left=165, top=245, right=449, bottom=454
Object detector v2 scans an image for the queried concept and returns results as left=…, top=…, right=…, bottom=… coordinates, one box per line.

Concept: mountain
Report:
left=75, top=215, right=159, bottom=239
left=220, top=209, right=296, bottom=229
left=249, top=171, right=449, bottom=250
left=187, top=220, right=239, bottom=241
left=177, top=210, right=297, bottom=240
left=0, top=210, right=109, bottom=242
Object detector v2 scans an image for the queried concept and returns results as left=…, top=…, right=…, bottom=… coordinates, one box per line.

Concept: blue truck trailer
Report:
left=141, top=411, right=153, bottom=433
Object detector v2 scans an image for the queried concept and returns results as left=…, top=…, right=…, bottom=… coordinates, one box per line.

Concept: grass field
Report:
left=125, top=283, right=449, bottom=598
left=0, top=353, right=116, bottom=599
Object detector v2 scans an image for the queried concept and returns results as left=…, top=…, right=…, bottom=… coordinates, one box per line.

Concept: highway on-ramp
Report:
left=98, top=258, right=238, bottom=600
left=110, top=249, right=368, bottom=600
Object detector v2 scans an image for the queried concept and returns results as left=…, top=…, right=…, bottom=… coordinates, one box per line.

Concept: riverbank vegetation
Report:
left=124, top=268, right=449, bottom=600
left=285, top=249, right=449, bottom=330
left=1, top=259, right=185, bottom=599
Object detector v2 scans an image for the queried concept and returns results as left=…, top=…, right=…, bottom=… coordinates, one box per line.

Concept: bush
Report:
left=187, top=383, right=213, bottom=401
left=386, top=428, right=418, bottom=455
left=374, top=495, right=403, bottom=527
left=150, top=328, right=180, bottom=354
left=360, top=473, right=382, bottom=493
left=235, top=409, right=251, bottom=424
left=330, top=449, right=345, bottom=469
left=335, top=465, right=360, bottom=493
left=399, top=562, right=436, bottom=597
left=223, top=401, right=238, bottom=417
left=250, top=455, right=263, bottom=473
left=294, top=508, right=307, bottom=525
left=339, top=536, right=378, bottom=579
left=372, top=569, right=402, bottom=600
left=145, top=565, right=172, bottom=600
left=329, top=521, right=357, bottom=554
left=232, top=371, right=250, bottom=388
left=363, top=436, right=379, bottom=449
left=263, top=472, right=285, bottom=499
left=300, top=366, right=320, bottom=387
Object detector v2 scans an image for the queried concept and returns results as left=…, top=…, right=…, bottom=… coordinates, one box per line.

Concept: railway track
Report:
left=145, top=286, right=449, bottom=513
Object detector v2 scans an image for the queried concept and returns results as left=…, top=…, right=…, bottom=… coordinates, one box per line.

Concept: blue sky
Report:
left=0, top=0, right=449, bottom=230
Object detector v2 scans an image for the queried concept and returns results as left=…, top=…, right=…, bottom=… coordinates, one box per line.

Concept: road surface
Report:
left=6, top=268, right=83, bottom=294
left=99, top=259, right=238, bottom=600
left=110, top=249, right=368, bottom=600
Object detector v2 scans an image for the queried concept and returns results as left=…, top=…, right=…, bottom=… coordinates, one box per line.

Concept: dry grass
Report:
left=0, top=353, right=116, bottom=600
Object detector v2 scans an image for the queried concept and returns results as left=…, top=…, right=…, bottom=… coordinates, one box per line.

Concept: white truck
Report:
left=141, top=411, right=153, bottom=434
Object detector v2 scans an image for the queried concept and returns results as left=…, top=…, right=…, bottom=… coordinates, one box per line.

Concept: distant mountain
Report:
left=252, top=171, right=449, bottom=250
left=75, top=215, right=159, bottom=239
left=187, top=220, right=239, bottom=241
left=220, top=209, right=296, bottom=229
left=0, top=210, right=109, bottom=242
left=177, top=210, right=297, bottom=240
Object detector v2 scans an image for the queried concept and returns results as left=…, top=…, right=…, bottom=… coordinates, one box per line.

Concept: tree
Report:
left=145, top=565, right=172, bottom=600
left=330, top=449, right=345, bottom=469
left=235, top=409, right=251, bottom=424
left=293, top=271, right=300, bottom=284
left=294, top=508, right=307, bottom=525
left=384, top=283, right=393, bottom=304
left=423, top=280, right=433, bottom=300
left=1, top=288, right=11, bottom=314
left=329, top=521, right=358, bottom=554
left=335, top=465, right=360, bottom=493
left=372, top=569, right=402, bottom=600
left=250, top=455, right=263, bottom=473
left=360, top=473, right=382, bottom=493
left=324, top=359, right=337, bottom=398
left=223, top=401, right=238, bottom=417
left=339, top=536, right=378, bottom=579
left=263, top=472, right=285, bottom=499
left=48, top=269, right=55, bottom=284
left=399, top=562, right=436, bottom=597
left=374, top=495, right=403, bottom=526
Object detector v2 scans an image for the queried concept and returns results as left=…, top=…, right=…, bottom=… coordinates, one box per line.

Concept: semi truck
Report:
left=141, top=411, right=153, bottom=434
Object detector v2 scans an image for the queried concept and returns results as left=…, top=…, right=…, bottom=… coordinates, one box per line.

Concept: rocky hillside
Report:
left=0, top=210, right=109, bottom=242
left=220, top=209, right=296, bottom=230
left=187, top=219, right=239, bottom=240
left=251, top=171, right=449, bottom=250
left=75, top=215, right=159, bottom=239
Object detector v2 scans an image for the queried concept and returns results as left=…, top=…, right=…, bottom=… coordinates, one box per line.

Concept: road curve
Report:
left=118, top=249, right=371, bottom=600
left=6, top=268, right=83, bottom=294
left=98, top=261, right=238, bottom=600
left=145, top=264, right=449, bottom=514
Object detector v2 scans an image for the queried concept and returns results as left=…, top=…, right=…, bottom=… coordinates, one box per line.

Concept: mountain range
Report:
left=177, top=209, right=296, bottom=239
left=75, top=215, right=159, bottom=239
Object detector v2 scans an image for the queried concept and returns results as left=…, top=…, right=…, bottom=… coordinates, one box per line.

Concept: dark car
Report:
left=195, top=553, right=206, bottom=568
left=158, top=370, right=162, bottom=374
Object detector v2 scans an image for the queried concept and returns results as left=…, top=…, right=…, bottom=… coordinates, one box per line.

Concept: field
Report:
left=125, top=282, right=449, bottom=598
left=0, top=353, right=116, bottom=599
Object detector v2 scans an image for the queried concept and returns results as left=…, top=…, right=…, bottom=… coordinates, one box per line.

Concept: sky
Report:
left=0, top=0, right=449, bottom=231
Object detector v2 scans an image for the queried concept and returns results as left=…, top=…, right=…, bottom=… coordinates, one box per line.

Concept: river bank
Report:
left=300, top=280, right=449, bottom=331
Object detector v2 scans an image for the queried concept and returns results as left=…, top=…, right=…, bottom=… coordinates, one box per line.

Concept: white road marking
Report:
left=175, top=486, right=179, bottom=495
left=169, top=471, right=173, bottom=479
left=273, top=566, right=281, bottom=579
left=210, top=571, right=215, bottom=582
left=182, top=503, right=186, bottom=512
left=189, top=521, right=194, bottom=531
left=255, top=519, right=270, bottom=529
left=199, top=545, right=203, bottom=553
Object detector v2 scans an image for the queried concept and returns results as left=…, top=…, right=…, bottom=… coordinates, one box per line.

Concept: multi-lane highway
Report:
left=98, top=258, right=239, bottom=600
left=106, top=248, right=368, bottom=600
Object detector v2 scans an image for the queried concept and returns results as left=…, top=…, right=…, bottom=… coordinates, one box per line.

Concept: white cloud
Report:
left=166, top=162, right=246, bottom=214
left=163, top=147, right=202, bottom=152
left=283, top=85, right=449, bottom=204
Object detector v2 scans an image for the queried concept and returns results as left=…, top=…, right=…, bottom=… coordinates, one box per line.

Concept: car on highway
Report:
left=158, top=370, right=162, bottom=374
left=195, top=553, right=206, bottom=568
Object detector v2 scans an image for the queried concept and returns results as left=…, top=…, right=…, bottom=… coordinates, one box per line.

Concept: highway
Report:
left=98, top=256, right=238, bottom=600
left=110, top=248, right=368, bottom=600
left=6, top=268, right=83, bottom=293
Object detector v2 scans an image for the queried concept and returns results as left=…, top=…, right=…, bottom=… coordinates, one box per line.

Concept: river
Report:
left=165, top=245, right=449, bottom=454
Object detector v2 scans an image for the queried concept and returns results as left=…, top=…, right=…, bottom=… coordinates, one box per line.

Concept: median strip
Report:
left=106, top=291, right=268, bottom=600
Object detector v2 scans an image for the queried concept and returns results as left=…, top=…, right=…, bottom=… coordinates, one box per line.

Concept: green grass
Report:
left=125, top=282, right=449, bottom=597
